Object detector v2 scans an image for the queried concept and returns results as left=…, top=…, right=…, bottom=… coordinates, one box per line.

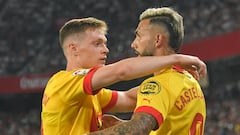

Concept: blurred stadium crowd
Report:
left=0, top=0, right=239, bottom=135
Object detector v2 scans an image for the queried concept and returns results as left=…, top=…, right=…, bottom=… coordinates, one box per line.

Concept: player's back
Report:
left=138, top=66, right=206, bottom=135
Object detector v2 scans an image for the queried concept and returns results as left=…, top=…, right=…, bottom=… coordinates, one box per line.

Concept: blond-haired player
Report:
left=89, top=7, right=206, bottom=135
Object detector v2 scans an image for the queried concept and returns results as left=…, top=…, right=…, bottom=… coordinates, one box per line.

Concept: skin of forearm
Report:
left=88, top=113, right=157, bottom=135
left=92, top=55, right=176, bottom=90
left=115, top=55, right=176, bottom=81
left=108, top=86, right=139, bottom=113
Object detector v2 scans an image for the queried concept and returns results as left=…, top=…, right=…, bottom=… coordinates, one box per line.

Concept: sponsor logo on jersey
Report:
left=139, top=80, right=161, bottom=95
left=73, top=69, right=90, bottom=76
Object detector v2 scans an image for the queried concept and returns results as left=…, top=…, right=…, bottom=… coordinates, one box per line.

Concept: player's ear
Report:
left=155, top=34, right=163, bottom=48
left=69, top=43, right=79, bottom=56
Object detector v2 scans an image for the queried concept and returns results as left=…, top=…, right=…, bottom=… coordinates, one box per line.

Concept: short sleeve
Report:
left=97, top=89, right=118, bottom=113
left=134, top=78, right=170, bottom=128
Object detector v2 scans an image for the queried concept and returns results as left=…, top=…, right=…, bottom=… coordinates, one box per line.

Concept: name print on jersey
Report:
left=174, top=87, right=204, bottom=111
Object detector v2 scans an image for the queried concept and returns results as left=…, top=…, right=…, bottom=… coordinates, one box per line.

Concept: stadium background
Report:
left=0, top=0, right=239, bottom=134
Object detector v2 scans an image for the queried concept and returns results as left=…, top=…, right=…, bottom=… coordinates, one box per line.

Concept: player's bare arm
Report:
left=91, top=54, right=207, bottom=91
left=88, top=112, right=157, bottom=135
left=109, top=86, right=139, bottom=113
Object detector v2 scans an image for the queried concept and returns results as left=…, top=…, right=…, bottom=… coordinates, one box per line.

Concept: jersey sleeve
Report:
left=97, top=88, right=118, bottom=113
left=52, top=67, right=101, bottom=102
left=134, top=78, right=170, bottom=129
left=83, top=66, right=101, bottom=95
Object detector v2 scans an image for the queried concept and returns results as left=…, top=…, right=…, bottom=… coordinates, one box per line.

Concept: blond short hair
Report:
left=140, top=7, right=184, bottom=52
left=59, top=17, right=108, bottom=47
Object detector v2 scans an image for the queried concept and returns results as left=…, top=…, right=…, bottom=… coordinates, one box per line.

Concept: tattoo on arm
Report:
left=89, top=112, right=157, bottom=135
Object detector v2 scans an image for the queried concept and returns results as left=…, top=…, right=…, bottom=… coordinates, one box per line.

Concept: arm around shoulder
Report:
left=91, top=55, right=181, bottom=91
left=90, top=54, right=206, bottom=91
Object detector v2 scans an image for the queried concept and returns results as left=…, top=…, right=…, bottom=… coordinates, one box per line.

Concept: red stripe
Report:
left=173, top=65, right=185, bottom=73
left=135, top=106, right=163, bottom=129
left=40, top=123, right=44, bottom=135
left=90, top=110, right=98, bottom=132
left=102, top=91, right=118, bottom=113
left=180, top=30, right=240, bottom=61
left=83, top=66, right=101, bottom=95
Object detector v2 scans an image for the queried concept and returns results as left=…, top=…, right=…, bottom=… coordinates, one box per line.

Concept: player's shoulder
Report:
left=54, top=69, right=90, bottom=78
